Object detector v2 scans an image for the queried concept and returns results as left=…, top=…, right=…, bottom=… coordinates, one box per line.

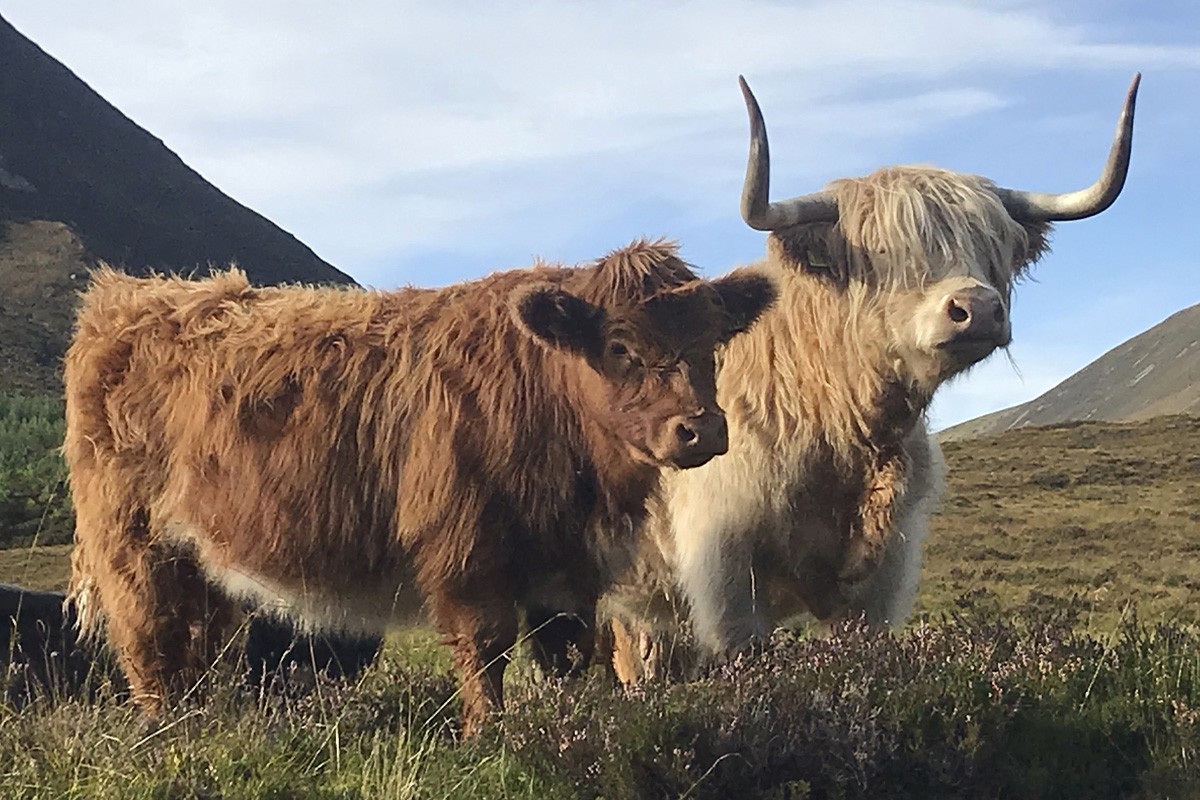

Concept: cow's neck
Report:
left=718, top=259, right=930, bottom=469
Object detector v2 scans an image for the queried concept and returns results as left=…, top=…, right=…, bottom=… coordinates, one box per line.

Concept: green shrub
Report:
left=0, top=391, right=71, bottom=548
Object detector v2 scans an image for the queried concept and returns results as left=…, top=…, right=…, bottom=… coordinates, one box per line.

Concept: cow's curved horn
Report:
left=996, top=73, right=1140, bottom=222
left=739, top=75, right=838, bottom=231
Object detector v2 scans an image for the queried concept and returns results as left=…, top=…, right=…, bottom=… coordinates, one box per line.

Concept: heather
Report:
left=2, top=415, right=1198, bottom=797
left=2, top=600, right=1197, bottom=799
left=500, top=602, right=1198, bottom=799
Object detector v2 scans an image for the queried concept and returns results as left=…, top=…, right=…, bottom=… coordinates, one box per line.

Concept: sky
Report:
left=5, top=1, right=1199, bottom=430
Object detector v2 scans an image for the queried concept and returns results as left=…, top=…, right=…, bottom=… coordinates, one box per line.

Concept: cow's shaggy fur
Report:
left=64, top=239, right=774, bottom=733
left=601, top=167, right=1051, bottom=672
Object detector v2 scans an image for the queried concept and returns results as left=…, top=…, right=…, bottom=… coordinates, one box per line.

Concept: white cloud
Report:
left=6, top=0, right=1193, bottom=273
left=4, top=0, right=1198, bottom=427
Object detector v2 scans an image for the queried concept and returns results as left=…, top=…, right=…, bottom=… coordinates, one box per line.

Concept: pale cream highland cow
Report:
left=601, top=74, right=1140, bottom=680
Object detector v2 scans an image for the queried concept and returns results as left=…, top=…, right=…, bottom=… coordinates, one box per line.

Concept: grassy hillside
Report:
left=921, top=414, right=1200, bottom=630
left=2, top=416, right=1196, bottom=797
left=0, top=543, right=70, bottom=591
left=0, top=221, right=88, bottom=395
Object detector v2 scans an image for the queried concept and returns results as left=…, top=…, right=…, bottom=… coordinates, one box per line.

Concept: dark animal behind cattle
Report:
left=1, top=583, right=101, bottom=705
left=243, top=615, right=382, bottom=691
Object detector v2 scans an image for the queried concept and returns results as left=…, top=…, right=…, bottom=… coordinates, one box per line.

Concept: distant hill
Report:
left=941, top=303, right=1200, bottom=440
left=0, top=13, right=355, bottom=395
left=922, top=413, right=1200, bottom=630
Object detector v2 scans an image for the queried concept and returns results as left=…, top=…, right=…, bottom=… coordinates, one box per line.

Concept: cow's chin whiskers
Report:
left=908, top=336, right=1005, bottom=389
left=940, top=347, right=1001, bottom=382
left=668, top=451, right=717, bottom=470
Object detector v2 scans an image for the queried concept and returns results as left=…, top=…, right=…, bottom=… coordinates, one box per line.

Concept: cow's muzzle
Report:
left=666, top=411, right=729, bottom=469
left=938, top=286, right=1010, bottom=362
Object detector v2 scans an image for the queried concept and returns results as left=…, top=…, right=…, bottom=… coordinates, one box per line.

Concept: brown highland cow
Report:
left=63, top=239, right=774, bottom=734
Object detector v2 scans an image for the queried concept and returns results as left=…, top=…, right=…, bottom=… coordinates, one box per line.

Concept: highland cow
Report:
left=601, top=75, right=1139, bottom=679
left=63, top=239, right=775, bottom=733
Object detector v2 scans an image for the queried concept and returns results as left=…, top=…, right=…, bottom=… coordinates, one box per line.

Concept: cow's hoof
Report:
left=709, top=634, right=768, bottom=670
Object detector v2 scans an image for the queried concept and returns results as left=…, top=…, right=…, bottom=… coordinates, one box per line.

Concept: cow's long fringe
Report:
left=828, top=165, right=1050, bottom=294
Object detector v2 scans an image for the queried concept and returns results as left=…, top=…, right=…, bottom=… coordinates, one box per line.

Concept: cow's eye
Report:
left=607, top=341, right=644, bottom=374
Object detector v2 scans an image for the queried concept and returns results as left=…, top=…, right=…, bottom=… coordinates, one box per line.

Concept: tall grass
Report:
left=2, top=602, right=1196, bottom=799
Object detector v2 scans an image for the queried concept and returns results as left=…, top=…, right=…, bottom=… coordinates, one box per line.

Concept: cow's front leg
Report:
left=675, top=517, right=769, bottom=657
left=430, top=589, right=518, bottom=738
left=604, top=616, right=686, bottom=685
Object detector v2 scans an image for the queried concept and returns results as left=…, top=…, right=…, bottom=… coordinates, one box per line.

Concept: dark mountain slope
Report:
left=0, top=13, right=355, bottom=394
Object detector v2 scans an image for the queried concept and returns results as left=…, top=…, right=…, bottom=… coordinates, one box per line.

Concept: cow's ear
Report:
left=511, top=285, right=605, bottom=355
left=712, top=272, right=776, bottom=342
